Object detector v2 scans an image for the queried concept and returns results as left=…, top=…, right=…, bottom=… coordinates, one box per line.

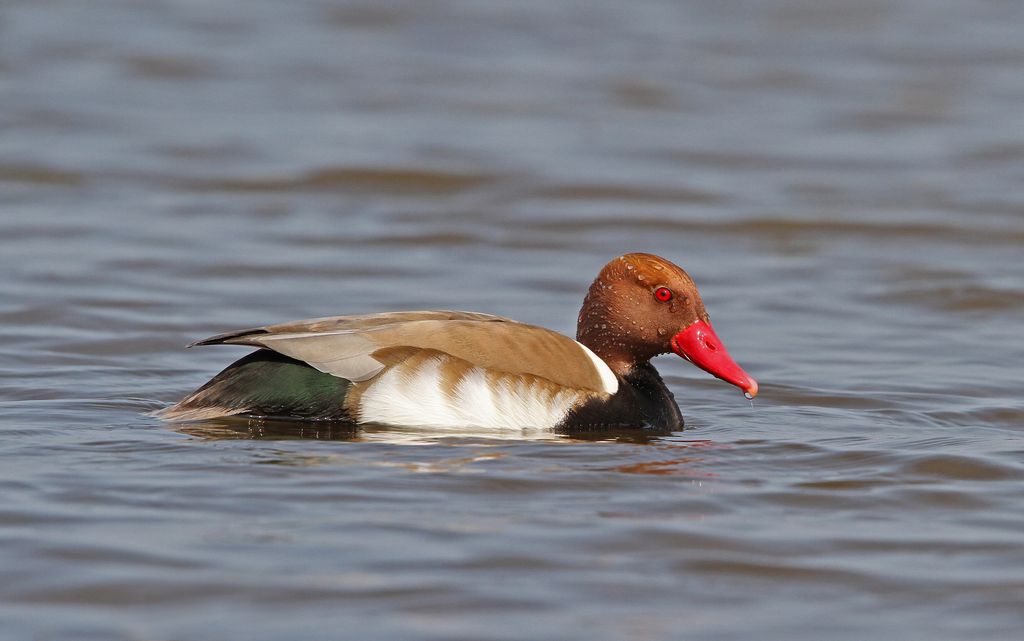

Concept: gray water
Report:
left=2, top=1, right=1024, bottom=639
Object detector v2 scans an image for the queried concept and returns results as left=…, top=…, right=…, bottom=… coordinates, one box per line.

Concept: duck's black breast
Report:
left=558, top=363, right=683, bottom=431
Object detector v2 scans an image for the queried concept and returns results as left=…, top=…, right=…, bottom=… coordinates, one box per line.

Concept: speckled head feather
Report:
left=576, top=253, right=710, bottom=375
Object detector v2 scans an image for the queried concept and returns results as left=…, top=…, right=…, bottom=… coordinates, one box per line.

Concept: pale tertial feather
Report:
left=250, top=331, right=385, bottom=381
left=573, top=340, right=618, bottom=395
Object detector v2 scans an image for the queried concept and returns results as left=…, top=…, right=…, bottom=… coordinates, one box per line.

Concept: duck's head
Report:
left=576, top=253, right=758, bottom=397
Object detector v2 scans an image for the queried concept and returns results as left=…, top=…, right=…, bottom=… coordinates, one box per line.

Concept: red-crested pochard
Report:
left=156, top=253, right=757, bottom=430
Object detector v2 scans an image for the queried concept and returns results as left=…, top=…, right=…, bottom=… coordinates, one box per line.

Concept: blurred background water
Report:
left=1, top=1, right=1023, bottom=639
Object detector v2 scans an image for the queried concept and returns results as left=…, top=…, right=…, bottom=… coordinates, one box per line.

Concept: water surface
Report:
left=2, top=1, right=1023, bottom=639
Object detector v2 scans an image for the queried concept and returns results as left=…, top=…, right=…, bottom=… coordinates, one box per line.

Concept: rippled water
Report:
left=2, top=1, right=1024, bottom=639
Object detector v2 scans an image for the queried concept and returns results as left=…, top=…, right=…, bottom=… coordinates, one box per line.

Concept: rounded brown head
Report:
left=576, top=253, right=757, bottom=396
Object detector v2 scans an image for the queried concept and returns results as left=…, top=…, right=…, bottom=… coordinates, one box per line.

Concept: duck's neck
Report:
left=580, top=339, right=650, bottom=377
left=576, top=290, right=660, bottom=377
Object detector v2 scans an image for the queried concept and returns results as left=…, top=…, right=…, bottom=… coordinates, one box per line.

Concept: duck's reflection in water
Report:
left=172, top=417, right=716, bottom=476
left=173, top=415, right=682, bottom=445
left=175, top=416, right=361, bottom=441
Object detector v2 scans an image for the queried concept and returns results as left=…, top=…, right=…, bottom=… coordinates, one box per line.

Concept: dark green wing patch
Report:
left=156, top=349, right=353, bottom=422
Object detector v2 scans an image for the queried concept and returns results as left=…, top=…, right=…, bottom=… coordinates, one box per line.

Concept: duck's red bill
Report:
left=671, top=320, right=758, bottom=397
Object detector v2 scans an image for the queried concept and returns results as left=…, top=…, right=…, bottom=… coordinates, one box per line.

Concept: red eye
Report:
left=654, top=287, right=672, bottom=302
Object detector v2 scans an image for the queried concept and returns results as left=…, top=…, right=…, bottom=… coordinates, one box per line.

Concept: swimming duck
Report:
left=156, top=253, right=757, bottom=430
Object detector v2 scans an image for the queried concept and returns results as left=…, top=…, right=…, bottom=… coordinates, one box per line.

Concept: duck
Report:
left=155, top=253, right=757, bottom=431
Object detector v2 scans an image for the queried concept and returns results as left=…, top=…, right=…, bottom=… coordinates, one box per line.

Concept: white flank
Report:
left=357, top=356, right=582, bottom=430
left=574, top=340, right=618, bottom=395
